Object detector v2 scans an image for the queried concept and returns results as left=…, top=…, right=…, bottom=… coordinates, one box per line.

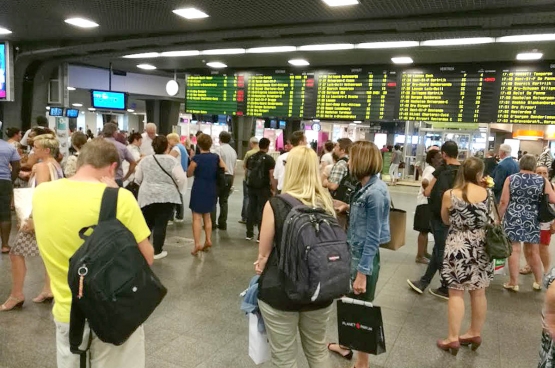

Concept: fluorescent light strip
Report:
left=0, top=27, right=12, bottom=35
left=246, top=46, right=297, bottom=54
left=289, top=59, right=310, bottom=66
left=173, top=8, right=209, bottom=19
left=322, top=0, right=359, bottom=7
left=67, top=87, right=76, bottom=91
left=72, top=103, right=83, bottom=107
left=298, top=44, right=354, bottom=51
left=356, top=41, right=419, bottom=49
left=160, top=50, right=200, bottom=57
left=64, top=18, right=99, bottom=28
left=137, top=64, right=157, bottom=70
left=421, top=37, right=494, bottom=46
left=122, top=52, right=159, bottom=59
left=498, top=34, right=555, bottom=43
left=391, top=57, right=413, bottom=64
left=201, top=48, right=246, bottom=55
left=207, top=62, right=227, bottom=68
left=516, top=52, right=543, bottom=60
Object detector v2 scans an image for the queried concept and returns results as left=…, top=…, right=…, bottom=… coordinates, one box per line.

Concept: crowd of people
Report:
left=2, top=117, right=555, bottom=367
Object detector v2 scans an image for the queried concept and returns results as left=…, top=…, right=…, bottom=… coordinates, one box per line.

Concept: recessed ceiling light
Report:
left=353, top=120, right=362, bottom=124
left=67, top=86, right=76, bottom=91
left=160, top=50, right=200, bottom=57
left=322, top=0, right=359, bottom=7
left=122, top=52, right=160, bottom=59
left=516, top=52, right=543, bottom=60
left=356, top=41, right=419, bottom=49
left=201, top=48, right=246, bottom=55
left=173, top=7, right=209, bottom=19
left=288, top=59, right=310, bottom=66
left=421, top=37, right=495, bottom=46
left=127, top=109, right=135, bottom=113
left=72, top=103, right=83, bottom=107
left=298, top=44, right=354, bottom=51
left=46, top=106, right=51, bottom=110
left=137, top=64, right=157, bottom=70
left=498, top=34, right=555, bottom=43
left=64, top=18, right=99, bottom=28
left=88, top=107, right=96, bottom=111
left=246, top=46, right=297, bottom=54
left=0, top=27, right=12, bottom=35
left=206, top=62, right=227, bottom=68
left=391, top=56, right=413, bottom=64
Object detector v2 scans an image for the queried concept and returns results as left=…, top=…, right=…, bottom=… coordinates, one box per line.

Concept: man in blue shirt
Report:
left=0, top=138, right=20, bottom=253
left=492, top=144, right=519, bottom=202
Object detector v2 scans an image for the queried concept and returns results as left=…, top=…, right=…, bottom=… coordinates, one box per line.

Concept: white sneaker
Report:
left=174, top=218, right=184, bottom=223
left=167, top=221, right=174, bottom=226
left=154, top=251, right=168, bottom=260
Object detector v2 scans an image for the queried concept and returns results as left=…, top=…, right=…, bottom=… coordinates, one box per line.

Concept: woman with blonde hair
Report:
left=1, top=134, right=64, bottom=311
left=328, top=141, right=390, bottom=367
left=255, top=146, right=336, bottom=368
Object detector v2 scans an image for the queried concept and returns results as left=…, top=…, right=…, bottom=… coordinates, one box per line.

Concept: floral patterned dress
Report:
left=441, top=191, right=494, bottom=291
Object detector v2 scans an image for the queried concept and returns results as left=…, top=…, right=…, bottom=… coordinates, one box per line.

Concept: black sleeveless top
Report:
left=257, top=196, right=334, bottom=312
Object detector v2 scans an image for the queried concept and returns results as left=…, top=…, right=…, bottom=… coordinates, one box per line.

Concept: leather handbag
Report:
left=380, top=201, right=406, bottom=251
left=485, top=192, right=512, bottom=260
left=539, top=179, right=555, bottom=223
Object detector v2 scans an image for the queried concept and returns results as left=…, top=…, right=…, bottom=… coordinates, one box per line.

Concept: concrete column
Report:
left=232, top=115, right=254, bottom=158
left=146, top=99, right=180, bottom=135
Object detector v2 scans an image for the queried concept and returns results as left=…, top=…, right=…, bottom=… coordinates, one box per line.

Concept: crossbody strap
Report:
left=153, top=156, right=182, bottom=204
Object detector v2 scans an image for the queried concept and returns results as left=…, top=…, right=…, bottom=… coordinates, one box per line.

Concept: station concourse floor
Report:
left=0, top=178, right=546, bottom=368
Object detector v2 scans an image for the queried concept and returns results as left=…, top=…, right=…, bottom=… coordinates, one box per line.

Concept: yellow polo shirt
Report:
left=33, top=179, right=151, bottom=323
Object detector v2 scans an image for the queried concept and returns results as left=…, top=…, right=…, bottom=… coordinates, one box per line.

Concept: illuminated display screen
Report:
left=91, top=90, right=127, bottom=110
left=0, top=44, right=6, bottom=99
left=498, top=69, right=555, bottom=124
left=49, top=107, right=64, bottom=117
left=65, top=108, right=79, bottom=118
left=185, top=75, right=243, bottom=115
left=315, top=71, right=397, bottom=120
left=399, top=69, right=498, bottom=123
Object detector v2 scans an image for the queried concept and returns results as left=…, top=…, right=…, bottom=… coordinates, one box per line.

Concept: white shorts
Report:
left=55, top=321, right=145, bottom=368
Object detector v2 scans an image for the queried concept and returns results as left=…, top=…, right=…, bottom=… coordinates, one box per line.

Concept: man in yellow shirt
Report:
left=33, top=138, right=154, bottom=368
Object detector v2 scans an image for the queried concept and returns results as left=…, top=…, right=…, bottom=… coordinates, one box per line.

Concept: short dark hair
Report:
left=197, top=133, right=213, bottom=151
left=290, top=131, right=305, bottom=147
left=324, top=140, right=334, bottom=152
left=36, top=116, right=48, bottom=127
left=195, top=130, right=203, bottom=137
left=219, top=131, right=231, bottom=144
left=394, top=144, right=401, bottom=151
left=337, top=138, right=353, bottom=154
left=426, top=148, right=440, bottom=165
left=71, top=131, right=88, bottom=150
left=6, top=127, right=20, bottom=138
left=152, top=136, right=168, bottom=154
left=259, top=138, right=270, bottom=150
left=441, top=141, right=458, bottom=159
left=128, top=132, right=142, bottom=145
left=102, top=122, right=118, bottom=138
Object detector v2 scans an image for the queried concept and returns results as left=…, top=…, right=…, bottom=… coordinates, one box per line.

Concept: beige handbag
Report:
left=380, top=201, right=406, bottom=251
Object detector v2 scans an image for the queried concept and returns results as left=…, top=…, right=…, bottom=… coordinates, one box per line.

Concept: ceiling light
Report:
left=206, top=62, right=227, bottom=68
left=517, top=52, right=543, bottom=60
left=64, top=18, right=99, bottom=28
left=122, top=52, right=160, bottom=59
left=137, top=64, right=157, bottom=70
left=201, top=48, right=246, bottom=55
left=160, top=50, right=200, bottom=57
left=356, top=41, right=419, bottom=49
left=0, top=27, right=12, bottom=35
left=322, top=0, right=359, bottom=7
left=246, top=46, right=297, bottom=54
left=353, top=120, right=362, bottom=124
left=67, top=86, right=76, bottom=91
left=46, top=106, right=50, bottom=110
left=173, top=7, right=209, bottom=19
left=391, top=56, right=413, bottom=64
left=72, top=103, right=83, bottom=107
left=421, top=37, right=494, bottom=46
left=298, top=44, right=354, bottom=51
left=88, top=108, right=96, bottom=111
left=127, top=109, right=135, bottom=113
left=288, top=59, right=310, bottom=66
left=498, top=34, right=555, bottom=43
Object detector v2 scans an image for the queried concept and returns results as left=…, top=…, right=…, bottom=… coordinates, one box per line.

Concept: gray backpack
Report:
left=277, top=194, right=351, bottom=303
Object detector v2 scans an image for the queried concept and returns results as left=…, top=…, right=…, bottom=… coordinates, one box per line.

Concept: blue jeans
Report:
left=419, top=216, right=449, bottom=289
left=241, top=180, right=249, bottom=221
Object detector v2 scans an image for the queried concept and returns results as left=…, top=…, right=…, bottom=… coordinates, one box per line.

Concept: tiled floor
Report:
left=0, top=179, right=546, bottom=368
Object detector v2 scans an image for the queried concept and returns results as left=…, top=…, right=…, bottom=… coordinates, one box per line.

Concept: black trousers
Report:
left=420, top=216, right=449, bottom=289
left=246, top=187, right=271, bottom=237
left=141, top=202, right=175, bottom=254
left=211, top=175, right=233, bottom=229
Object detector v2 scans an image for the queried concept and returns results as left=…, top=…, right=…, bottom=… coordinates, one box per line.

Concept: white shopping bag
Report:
left=494, top=259, right=507, bottom=275
left=248, top=313, right=270, bottom=365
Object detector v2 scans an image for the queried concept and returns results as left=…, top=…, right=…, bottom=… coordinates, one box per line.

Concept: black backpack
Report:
left=332, top=159, right=359, bottom=204
left=246, top=152, right=268, bottom=189
left=429, top=165, right=459, bottom=216
left=68, top=188, right=167, bottom=363
left=277, top=194, right=351, bottom=303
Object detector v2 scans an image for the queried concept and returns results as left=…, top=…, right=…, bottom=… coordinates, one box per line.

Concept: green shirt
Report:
left=244, top=147, right=259, bottom=166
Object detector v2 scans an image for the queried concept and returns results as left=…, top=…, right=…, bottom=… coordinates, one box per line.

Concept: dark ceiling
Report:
left=3, top=0, right=555, bottom=74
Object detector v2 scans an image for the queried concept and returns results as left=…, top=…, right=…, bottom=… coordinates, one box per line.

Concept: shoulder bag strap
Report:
left=98, top=187, right=118, bottom=222
left=278, top=193, right=303, bottom=208
left=153, top=156, right=183, bottom=205
left=488, top=190, right=501, bottom=223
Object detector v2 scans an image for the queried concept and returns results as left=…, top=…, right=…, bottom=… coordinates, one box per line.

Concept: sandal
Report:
left=327, top=343, right=353, bottom=360
left=32, top=292, right=54, bottom=303
left=1, top=246, right=10, bottom=254
left=519, top=265, right=532, bottom=275
left=202, top=242, right=212, bottom=252
left=191, top=246, right=203, bottom=256
left=1, top=296, right=24, bottom=311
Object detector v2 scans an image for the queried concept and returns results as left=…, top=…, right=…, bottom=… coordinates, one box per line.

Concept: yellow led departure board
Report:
left=185, top=75, right=241, bottom=115
left=246, top=74, right=308, bottom=117
left=498, top=70, right=555, bottom=124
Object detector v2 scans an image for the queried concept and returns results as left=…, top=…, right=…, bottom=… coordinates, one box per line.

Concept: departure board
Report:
left=185, top=75, right=244, bottom=115
left=315, top=71, right=397, bottom=120
left=399, top=69, right=498, bottom=123
left=246, top=74, right=313, bottom=117
left=497, top=69, right=555, bottom=124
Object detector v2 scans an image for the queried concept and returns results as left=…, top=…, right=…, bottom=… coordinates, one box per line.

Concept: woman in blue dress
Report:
left=187, top=133, right=226, bottom=256
left=499, top=154, right=555, bottom=292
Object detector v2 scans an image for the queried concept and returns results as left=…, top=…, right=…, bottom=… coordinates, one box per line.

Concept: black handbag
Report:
left=485, top=191, right=512, bottom=260
left=337, top=297, right=386, bottom=355
left=539, top=179, right=555, bottom=223
left=124, top=181, right=140, bottom=199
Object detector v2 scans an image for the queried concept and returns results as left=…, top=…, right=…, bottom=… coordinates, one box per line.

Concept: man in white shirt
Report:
left=140, top=123, right=157, bottom=156
left=320, top=140, right=334, bottom=173
left=211, top=131, right=237, bottom=230
left=273, top=131, right=306, bottom=192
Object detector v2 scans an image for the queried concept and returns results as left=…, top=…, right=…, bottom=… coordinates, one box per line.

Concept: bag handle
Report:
left=98, top=187, right=118, bottom=222
left=487, top=190, right=501, bottom=223
left=153, top=156, right=182, bottom=204
left=340, top=296, right=373, bottom=308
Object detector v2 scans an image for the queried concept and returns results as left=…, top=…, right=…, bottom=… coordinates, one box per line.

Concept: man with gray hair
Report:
left=240, top=137, right=259, bottom=224
left=492, top=143, right=519, bottom=201
left=140, top=123, right=157, bottom=156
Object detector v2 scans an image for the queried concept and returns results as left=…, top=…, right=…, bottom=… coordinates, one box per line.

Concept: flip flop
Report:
left=519, top=266, right=532, bottom=275
left=327, top=343, right=353, bottom=360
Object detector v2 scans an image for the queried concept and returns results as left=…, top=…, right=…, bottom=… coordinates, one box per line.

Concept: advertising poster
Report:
left=0, top=44, right=6, bottom=99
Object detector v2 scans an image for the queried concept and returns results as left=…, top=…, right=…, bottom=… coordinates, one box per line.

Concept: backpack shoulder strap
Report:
left=99, top=187, right=119, bottom=222
left=278, top=193, right=303, bottom=208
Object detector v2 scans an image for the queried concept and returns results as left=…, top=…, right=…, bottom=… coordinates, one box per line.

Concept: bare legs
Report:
left=443, top=289, right=465, bottom=343
left=2, top=255, right=52, bottom=309
left=540, top=245, right=551, bottom=273
left=202, top=213, right=212, bottom=249
left=417, top=231, right=429, bottom=259
left=524, top=243, right=543, bottom=284
left=191, top=212, right=212, bottom=255
left=462, top=289, right=487, bottom=338
left=442, top=288, right=487, bottom=342
left=507, top=242, right=521, bottom=286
